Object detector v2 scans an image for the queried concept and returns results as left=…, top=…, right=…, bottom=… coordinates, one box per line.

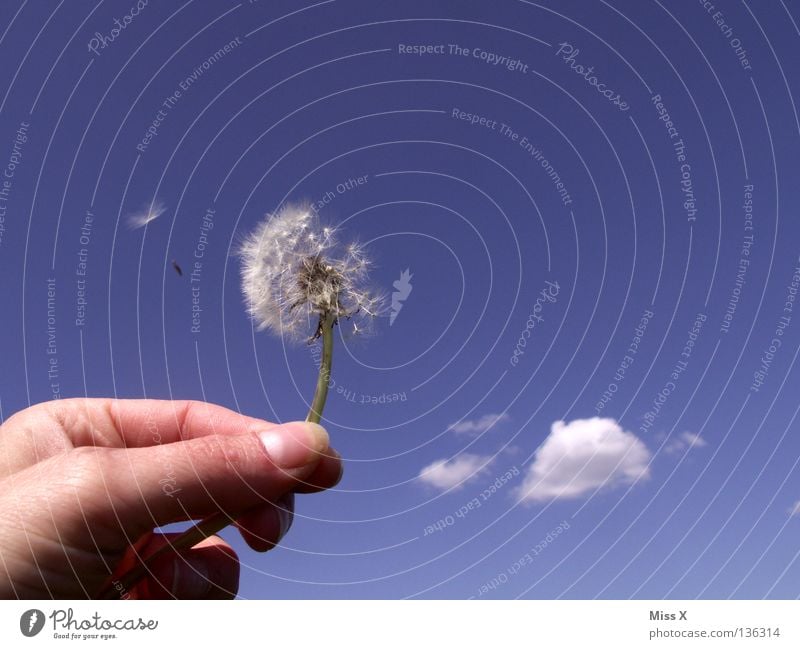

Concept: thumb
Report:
left=63, top=420, right=329, bottom=541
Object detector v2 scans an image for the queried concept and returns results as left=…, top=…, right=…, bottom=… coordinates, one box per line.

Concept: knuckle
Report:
left=193, top=434, right=258, bottom=472
left=63, top=446, right=108, bottom=487
left=53, top=448, right=120, bottom=517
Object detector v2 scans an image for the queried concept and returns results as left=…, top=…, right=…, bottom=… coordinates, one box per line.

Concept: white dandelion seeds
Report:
left=127, top=200, right=167, bottom=229
left=239, top=202, right=384, bottom=341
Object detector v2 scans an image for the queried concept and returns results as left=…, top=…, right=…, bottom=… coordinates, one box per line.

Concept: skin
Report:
left=0, top=398, right=342, bottom=599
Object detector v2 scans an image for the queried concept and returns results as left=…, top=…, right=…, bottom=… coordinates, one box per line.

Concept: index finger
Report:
left=53, top=398, right=275, bottom=448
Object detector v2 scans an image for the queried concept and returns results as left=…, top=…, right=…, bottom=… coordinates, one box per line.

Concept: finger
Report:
left=36, top=421, right=330, bottom=541
left=235, top=493, right=294, bottom=552
left=61, top=398, right=276, bottom=448
left=124, top=534, right=239, bottom=599
left=0, top=399, right=277, bottom=476
left=232, top=449, right=343, bottom=551
left=293, top=447, right=343, bottom=493
left=110, top=421, right=327, bottom=532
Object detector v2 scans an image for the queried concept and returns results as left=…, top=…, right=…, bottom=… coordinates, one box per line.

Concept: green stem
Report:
left=100, top=314, right=337, bottom=599
left=307, top=312, right=335, bottom=424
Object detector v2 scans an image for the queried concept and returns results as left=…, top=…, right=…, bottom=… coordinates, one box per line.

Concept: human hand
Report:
left=0, top=398, right=342, bottom=599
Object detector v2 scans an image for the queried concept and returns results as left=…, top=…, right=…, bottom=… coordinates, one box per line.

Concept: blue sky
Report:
left=1, top=0, right=800, bottom=598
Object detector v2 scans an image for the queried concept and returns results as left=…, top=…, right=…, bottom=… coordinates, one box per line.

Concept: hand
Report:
left=0, top=398, right=342, bottom=599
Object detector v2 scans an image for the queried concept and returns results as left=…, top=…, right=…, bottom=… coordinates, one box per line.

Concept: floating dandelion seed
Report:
left=127, top=200, right=166, bottom=229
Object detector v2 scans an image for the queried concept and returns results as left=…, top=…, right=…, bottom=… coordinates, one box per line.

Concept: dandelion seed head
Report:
left=240, top=203, right=385, bottom=341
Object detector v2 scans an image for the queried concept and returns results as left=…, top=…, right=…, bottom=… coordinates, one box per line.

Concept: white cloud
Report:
left=790, top=501, right=800, bottom=517
left=664, top=431, right=707, bottom=455
left=448, top=412, right=510, bottom=436
left=418, top=453, right=493, bottom=490
left=516, top=417, right=651, bottom=503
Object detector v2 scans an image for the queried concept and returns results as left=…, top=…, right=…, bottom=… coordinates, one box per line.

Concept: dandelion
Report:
left=240, top=203, right=383, bottom=422
left=106, top=202, right=383, bottom=598
left=239, top=203, right=383, bottom=342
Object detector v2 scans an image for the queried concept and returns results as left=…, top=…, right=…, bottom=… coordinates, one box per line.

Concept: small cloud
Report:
left=664, top=431, right=708, bottom=455
left=127, top=200, right=167, bottom=229
left=448, top=412, right=510, bottom=436
left=418, top=453, right=493, bottom=490
left=790, top=501, right=800, bottom=517
left=516, top=417, right=651, bottom=503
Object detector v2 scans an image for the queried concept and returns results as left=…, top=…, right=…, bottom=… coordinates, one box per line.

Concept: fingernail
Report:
left=258, top=421, right=329, bottom=469
left=172, top=555, right=210, bottom=599
left=276, top=494, right=294, bottom=540
left=330, top=448, right=344, bottom=485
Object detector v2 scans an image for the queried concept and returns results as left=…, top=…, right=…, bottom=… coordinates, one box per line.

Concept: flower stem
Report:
left=100, top=314, right=337, bottom=599
left=307, top=311, right=335, bottom=424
